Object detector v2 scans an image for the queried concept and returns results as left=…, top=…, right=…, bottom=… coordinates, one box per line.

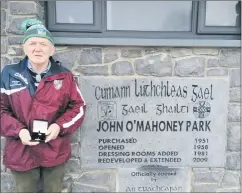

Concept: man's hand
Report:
left=19, top=129, right=39, bottom=146
left=45, top=123, right=60, bottom=143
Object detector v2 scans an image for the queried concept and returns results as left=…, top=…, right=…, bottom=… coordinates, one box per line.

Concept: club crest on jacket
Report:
left=53, top=80, right=63, bottom=90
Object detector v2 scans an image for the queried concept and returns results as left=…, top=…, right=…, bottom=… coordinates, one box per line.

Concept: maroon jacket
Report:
left=0, top=56, right=86, bottom=171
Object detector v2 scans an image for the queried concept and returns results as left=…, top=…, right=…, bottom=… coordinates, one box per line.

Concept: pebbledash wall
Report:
left=0, top=1, right=241, bottom=193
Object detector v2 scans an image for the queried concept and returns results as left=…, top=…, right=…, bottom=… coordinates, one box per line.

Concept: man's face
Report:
left=23, top=37, right=55, bottom=65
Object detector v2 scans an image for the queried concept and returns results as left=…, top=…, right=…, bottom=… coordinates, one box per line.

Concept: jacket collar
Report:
left=14, top=56, right=66, bottom=81
left=27, top=59, right=51, bottom=75
left=44, top=57, right=67, bottom=81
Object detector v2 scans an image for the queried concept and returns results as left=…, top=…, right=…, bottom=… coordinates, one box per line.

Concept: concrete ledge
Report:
left=54, top=37, right=241, bottom=48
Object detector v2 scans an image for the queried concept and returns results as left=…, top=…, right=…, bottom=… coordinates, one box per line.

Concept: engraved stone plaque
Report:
left=118, top=167, right=191, bottom=192
left=79, top=77, right=229, bottom=169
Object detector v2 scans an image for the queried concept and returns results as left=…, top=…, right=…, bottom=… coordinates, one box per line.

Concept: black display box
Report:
left=31, top=120, right=48, bottom=142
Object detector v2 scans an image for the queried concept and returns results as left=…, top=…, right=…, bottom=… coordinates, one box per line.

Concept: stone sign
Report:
left=79, top=77, right=229, bottom=169
left=118, top=167, right=191, bottom=192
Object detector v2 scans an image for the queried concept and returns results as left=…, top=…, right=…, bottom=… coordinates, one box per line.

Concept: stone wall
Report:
left=1, top=1, right=241, bottom=192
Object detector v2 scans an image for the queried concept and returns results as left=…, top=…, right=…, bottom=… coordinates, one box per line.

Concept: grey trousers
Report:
left=11, top=164, right=65, bottom=193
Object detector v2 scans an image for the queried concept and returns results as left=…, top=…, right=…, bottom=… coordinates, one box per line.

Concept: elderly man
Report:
left=1, top=19, right=86, bottom=192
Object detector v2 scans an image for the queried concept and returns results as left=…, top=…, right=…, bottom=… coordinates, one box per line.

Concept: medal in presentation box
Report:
left=31, top=120, right=48, bottom=142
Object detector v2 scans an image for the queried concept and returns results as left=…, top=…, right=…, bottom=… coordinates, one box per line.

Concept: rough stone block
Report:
left=8, top=46, right=23, bottom=56
left=1, top=173, right=16, bottom=192
left=77, top=171, right=116, bottom=191
left=135, top=55, right=172, bottom=76
left=63, top=173, right=74, bottom=184
left=1, top=9, right=6, bottom=35
left=151, top=56, right=172, bottom=76
left=1, top=36, right=8, bottom=54
left=8, top=36, right=23, bottom=45
left=193, top=170, right=223, bottom=183
left=62, top=183, right=72, bottom=193
left=227, top=122, right=240, bottom=152
left=1, top=1, right=8, bottom=9
left=221, top=170, right=240, bottom=186
left=1, top=137, right=6, bottom=155
left=150, top=55, right=172, bottom=76
left=36, top=3, right=44, bottom=20
left=70, top=129, right=80, bottom=144
left=142, top=54, right=161, bottom=66
left=76, top=66, right=109, bottom=76
left=104, top=48, right=119, bottom=63
left=228, top=103, right=240, bottom=122
left=71, top=143, right=80, bottom=158
left=6, top=168, right=11, bottom=173
left=54, top=50, right=78, bottom=70
left=229, top=88, right=240, bottom=102
left=194, top=48, right=219, bottom=55
left=121, top=48, right=142, bottom=58
left=143, top=47, right=164, bottom=55
left=1, top=57, right=11, bottom=71
left=230, top=69, right=240, bottom=87
left=10, top=2, right=36, bottom=15
left=206, top=68, right=228, bottom=76
left=171, top=48, right=193, bottom=58
left=134, top=58, right=151, bottom=75
left=174, top=57, right=205, bottom=77
left=62, top=174, right=73, bottom=193
left=79, top=48, right=102, bottom=65
left=219, top=49, right=240, bottom=67
left=207, top=58, right=219, bottom=67
left=8, top=17, right=35, bottom=35
left=36, top=1, right=45, bottom=8
left=72, top=183, right=109, bottom=192
left=1, top=156, right=6, bottom=172
left=65, top=159, right=81, bottom=173
left=111, top=61, right=134, bottom=75
left=12, top=57, right=22, bottom=64
left=55, top=47, right=70, bottom=52
left=226, top=153, right=240, bottom=170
